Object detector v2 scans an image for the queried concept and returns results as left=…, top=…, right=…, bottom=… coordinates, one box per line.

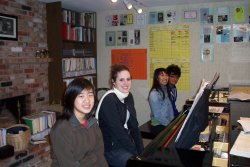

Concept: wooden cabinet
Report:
left=46, top=2, right=97, bottom=104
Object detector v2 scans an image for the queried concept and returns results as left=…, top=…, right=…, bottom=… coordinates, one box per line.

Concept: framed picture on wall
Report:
left=183, top=10, right=197, bottom=22
left=105, top=31, right=116, bottom=46
left=0, top=13, right=18, bottom=41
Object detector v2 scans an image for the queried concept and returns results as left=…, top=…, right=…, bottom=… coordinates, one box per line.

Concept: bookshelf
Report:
left=46, top=2, right=97, bottom=104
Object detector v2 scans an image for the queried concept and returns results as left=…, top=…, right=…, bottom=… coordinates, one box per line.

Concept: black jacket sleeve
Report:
left=126, top=93, right=144, bottom=154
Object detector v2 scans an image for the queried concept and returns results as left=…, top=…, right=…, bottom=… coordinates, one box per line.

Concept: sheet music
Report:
left=175, top=80, right=209, bottom=143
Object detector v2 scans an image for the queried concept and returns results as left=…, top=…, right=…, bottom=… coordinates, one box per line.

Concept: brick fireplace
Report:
left=0, top=0, right=50, bottom=115
left=0, top=1, right=52, bottom=166
left=0, top=56, right=51, bottom=116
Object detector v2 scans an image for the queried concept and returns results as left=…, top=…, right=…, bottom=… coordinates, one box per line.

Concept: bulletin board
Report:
left=111, top=49, right=147, bottom=80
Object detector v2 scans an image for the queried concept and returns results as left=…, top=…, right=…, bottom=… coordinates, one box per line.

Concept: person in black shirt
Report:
left=95, top=64, right=144, bottom=167
left=166, top=64, right=181, bottom=117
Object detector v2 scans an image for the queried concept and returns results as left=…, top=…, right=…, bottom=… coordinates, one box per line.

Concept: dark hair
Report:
left=166, top=64, right=181, bottom=77
left=61, top=78, right=95, bottom=120
left=149, top=68, right=167, bottom=100
left=109, top=64, right=130, bottom=88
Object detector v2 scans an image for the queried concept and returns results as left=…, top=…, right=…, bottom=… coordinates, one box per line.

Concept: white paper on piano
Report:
left=228, top=92, right=250, bottom=101
left=237, top=117, right=250, bottom=133
left=229, top=131, right=250, bottom=158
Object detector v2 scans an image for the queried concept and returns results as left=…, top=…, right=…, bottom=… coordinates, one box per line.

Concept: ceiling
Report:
left=39, top=0, right=234, bottom=12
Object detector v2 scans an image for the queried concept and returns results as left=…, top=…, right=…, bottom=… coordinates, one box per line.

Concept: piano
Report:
left=128, top=75, right=250, bottom=167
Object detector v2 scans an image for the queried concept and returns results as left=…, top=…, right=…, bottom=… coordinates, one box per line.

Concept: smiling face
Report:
left=113, top=70, right=131, bottom=94
left=73, top=88, right=94, bottom=119
left=158, top=71, right=169, bottom=86
left=168, top=74, right=180, bottom=86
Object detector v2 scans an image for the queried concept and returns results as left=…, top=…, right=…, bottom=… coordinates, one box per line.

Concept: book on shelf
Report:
left=62, top=57, right=96, bottom=76
left=0, top=128, right=7, bottom=147
left=64, top=76, right=95, bottom=86
left=62, top=49, right=92, bottom=57
left=22, top=110, right=56, bottom=135
left=62, top=9, right=96, bottom=28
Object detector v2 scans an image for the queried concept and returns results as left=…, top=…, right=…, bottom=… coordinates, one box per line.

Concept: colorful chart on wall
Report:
left=150, top=59, right=190, bottom=91
left=149, top=24, right=190, bottom=59
left=112, top=49, right=147, bottom=80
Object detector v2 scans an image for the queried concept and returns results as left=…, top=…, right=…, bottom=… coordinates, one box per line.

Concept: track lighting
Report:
left=134, top=5, right=142, bottom=13
left=123, top=0, right=132, bottom=10
left=109, top=0, right=143, bottom=13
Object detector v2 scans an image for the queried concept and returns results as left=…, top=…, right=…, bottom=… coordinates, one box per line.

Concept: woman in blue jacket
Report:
left=148, top=68, right=175, bottom=135
left=95, top=64, right=144, bottom=167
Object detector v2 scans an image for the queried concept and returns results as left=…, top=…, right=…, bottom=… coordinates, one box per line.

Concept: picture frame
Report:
left=0, top=13, right=18, bottom=41
left=105, top=31, right=116, bottom=46
left=184, top=10, right=197, bottom=19
left=183, top=10, right=198, bottom=22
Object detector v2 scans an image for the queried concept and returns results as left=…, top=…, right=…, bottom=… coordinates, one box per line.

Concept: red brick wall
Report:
left=0, top=0, right=50, bottom=114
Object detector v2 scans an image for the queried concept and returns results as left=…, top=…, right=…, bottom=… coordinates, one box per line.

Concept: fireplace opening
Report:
left=0, top=95, right=28, bottom=128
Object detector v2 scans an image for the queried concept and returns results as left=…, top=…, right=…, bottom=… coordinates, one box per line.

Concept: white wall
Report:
left=96, top=0, right=250, bottom=125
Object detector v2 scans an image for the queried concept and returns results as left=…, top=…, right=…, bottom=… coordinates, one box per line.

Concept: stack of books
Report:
left=22, top=111, right=56, bottom=135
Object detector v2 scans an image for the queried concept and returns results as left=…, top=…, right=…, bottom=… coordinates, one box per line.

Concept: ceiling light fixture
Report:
left=109, top=0, right=143, bottom=13
left=134, top=5, right=142, bottom=13
left=123, top=0, right=133, bottom=10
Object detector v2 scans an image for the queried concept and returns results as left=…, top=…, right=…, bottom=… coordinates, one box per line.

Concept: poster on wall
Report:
left=200, top=8, right=214, bottom=24
left=105, top=31, right=116, bottom=46
left=119, top=14, right=133, bottom=26
left=120, top=14, right=128, bottom=26
left=166, top=10, right=176, bottom=24
left=233, top=6, right=245, bottom=23
left=148, top=11, right=164, bottom=24
left=233, top=24, right=248, bottom=43
left=149, top=25, right=190, bottom=59
left=183, top=9, right=198, bottom=22
left=134, top=29, right=140, bottom=45
left=128, top=29, right=140, bottom=45
left=116, top=30, right=127, bottom=46
left=200, top=44, right=214, bottom=62
left=112, top=49, right=147, bottom=80
left=135, top=13, right=146, bottom=28
left=215, top=25, right=231, bottom=43
left=105, top=15, right=112, bottom=27
left=216, top=7, right=229, bottom=24
left=128, top=30, right=134, bottom=45
left=200, top=25, right=213, bottom=44
left=127, top=14, right=133, bottom=24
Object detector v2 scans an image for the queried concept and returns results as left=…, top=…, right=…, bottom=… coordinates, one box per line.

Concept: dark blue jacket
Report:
left=98, top=92, right=144, bottom=155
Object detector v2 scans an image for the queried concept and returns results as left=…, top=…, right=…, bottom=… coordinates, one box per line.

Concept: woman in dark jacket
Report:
left=95, top=64, right=144, bottom=167
left=50, top=78, right=108, bottom=167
